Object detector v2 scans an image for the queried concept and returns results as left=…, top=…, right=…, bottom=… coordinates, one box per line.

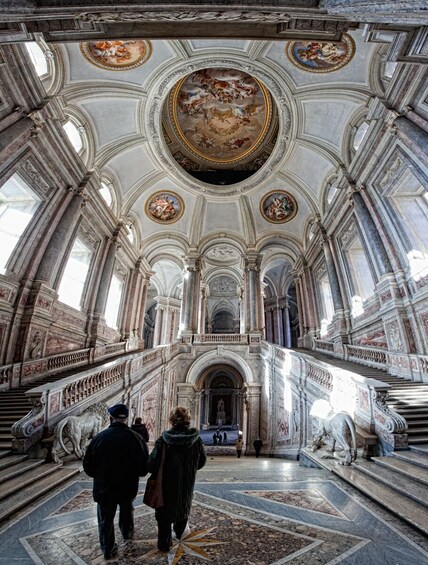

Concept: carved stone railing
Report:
left=0, top=340, right=130, bottom=391
left=262, top=342, right=409, bottom=455
left=192, top=334, right=250, bottom=344
left=11, top=343, right=180, bottom=453
left=313, top=340, right=427, bottom=382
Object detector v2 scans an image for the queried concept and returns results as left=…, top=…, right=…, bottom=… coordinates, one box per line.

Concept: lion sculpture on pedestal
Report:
left=311, top=409, right=357, bottom=466
left=52, top=402, right=109, bottom=463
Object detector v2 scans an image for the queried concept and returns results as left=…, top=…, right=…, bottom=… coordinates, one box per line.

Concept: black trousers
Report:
left=97, top=499, right=134, bottom=556
left=155, top=507, right=188, bottom=551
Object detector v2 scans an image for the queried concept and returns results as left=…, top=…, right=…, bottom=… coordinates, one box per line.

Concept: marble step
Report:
left=0, top=434, right=13, bottom=442
left=332, top=463, right=428, bottom=536
left=0, top=442, right=11, bottom=450
left=407, top=425, right=428, bottom=433
left=402, top=413, right=428, bottom=420
left=0, top=462, right=64, bottom=502
left=411, top=444, right=428, bottom=455
left=354, top=460, right=428, bottom=507
left=0, top=458, right=44, bottom=485
left=393, top=450, right=428, bottom=470
left=409, top=436, right=428, bottom=444
left=0, top=466, right=80, bottom=525
left=0, top=453, right=28, bottom=471
left=0, top=450, right=12, bottom=459
left=371, top=456, right=428, bottom=487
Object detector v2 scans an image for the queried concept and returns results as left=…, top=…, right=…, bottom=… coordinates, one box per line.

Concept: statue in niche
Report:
left=29, top=331, right=42, bottom=359
left=217, top=398, right=225, bottom=413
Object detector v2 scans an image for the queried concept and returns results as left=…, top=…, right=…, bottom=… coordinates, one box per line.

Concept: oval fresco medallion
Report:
left=169, top=68, right=272, bottom=165
left=80, top=40, right=152, bottom=71
left=260, top=190, right=297, bottom=224
left=145, top=191, right=184, bottom=224
left=286, top=33, right=355, bottom=73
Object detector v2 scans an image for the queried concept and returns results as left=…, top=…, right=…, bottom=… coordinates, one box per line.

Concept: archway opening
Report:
left=197, top=364, right=244, bottom=447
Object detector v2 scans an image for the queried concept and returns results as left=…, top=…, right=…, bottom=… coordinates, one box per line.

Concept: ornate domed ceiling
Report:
left=162, top=67, right=279, bottom=185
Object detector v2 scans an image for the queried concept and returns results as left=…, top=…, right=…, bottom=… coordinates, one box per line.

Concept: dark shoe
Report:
left=158, top=542, right=172, bottom=552
left=104, top=543, right=118, bottom=560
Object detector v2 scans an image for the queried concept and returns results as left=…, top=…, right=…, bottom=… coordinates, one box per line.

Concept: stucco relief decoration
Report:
left=206, top=245, right=239, bottom=263
left=80, top=40, right=152, bottom=71
left=169, top=68, right=272, bottom=165
left=286, top=34, right=355, bottom=73
left=260, top=190, right=297, bottom=223
left=145, top=191, right=184, bottom=224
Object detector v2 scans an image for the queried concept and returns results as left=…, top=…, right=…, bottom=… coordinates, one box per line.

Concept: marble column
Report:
left=94, top=230, right=119, bottom=316
left=245, top=253, right=263, bottom=333
left=136, top=275, right=151, bottom=342
left=273, top=300, right=284, bottom=346
left=120, top=259, right=142, bottom=340
left=351, top=188, right=393, bottom=277
left=283, top=300, right=292, bottom=347
left=153, top=304, right=163, bottom=347
left=293, top=275, right=304, bottom=339
left=321, top=234, right=344, bottom=312
left=198, top=285, right=207, bottom=335
left=36, top=187, right=87, bottom=284
left=0, top=109, right=44, bottom=164
left=393, top=115, right=428, bottom=165
left=180, top=254, right=201, bottom=335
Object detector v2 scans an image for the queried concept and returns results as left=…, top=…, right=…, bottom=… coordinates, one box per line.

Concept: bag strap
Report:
left=157, top=442, right=166, bottom=482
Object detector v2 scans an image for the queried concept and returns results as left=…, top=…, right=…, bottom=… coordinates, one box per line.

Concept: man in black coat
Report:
left=83, top=403, right=149, bottom=560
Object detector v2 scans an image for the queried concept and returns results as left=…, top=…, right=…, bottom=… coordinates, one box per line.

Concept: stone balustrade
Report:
left=0, top=340, right=130, bottom=391
left=193, top=333, right=250, bottom=344
left=10, top=344, right=180, bottom=453
left=262, top=342, right=408, bottom=454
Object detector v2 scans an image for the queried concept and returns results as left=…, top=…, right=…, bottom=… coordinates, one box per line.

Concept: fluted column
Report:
left=36, top=186, right=87, bottom=284
left=153, top=304, right=163, bottom=347
left=283, top=300, right=292, bottom=347
left=198, top=285, right=207, bottom=334
left=0, top=108, right=45, bottom=164
left=245, top=253, right=263, bottom=333
left=351, top=187, right=393, bottom=277
left=137, top=275, right=151, bottom=344
left=321, top=233, right=344, bottom=313
left=180, top=253, right=201, bottom=335
left=94, top=229, right=120, bottom=315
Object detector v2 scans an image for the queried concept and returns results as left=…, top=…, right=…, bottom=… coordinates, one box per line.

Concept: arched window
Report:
left=105, top=274, right=124, bottom=329
left=57, top=237, right=93, bottom=310
left=352, top=121, right=369, bottom=152
left=0, top=173, right=41, bottom=274
left=25, top=42, right=48, bottom=77
left=127, top=223, right=136, bottom=246
left=99, top=181, right=113, bottom=207
left=63, top=119, right=83, bottom=153
left=318, top=274, right=334, bottom=337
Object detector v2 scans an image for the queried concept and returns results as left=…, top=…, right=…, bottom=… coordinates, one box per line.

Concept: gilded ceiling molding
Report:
left=145, top=57, right=292, bottom=197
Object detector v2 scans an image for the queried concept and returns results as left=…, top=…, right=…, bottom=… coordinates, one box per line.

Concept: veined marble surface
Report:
left=0, top=456, right=427, bottom=564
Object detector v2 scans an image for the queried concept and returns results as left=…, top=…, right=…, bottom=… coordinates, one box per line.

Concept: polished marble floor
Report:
left=0, top=456, right=427, bottom=564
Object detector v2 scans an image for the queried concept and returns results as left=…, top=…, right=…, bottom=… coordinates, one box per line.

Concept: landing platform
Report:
left=0, top=457, right=427, bottom=564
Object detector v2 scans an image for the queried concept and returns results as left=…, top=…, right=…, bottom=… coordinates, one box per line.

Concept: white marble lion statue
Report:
left=51, top=402, right=109, bottom=463
left=311, top=409, right=357, bottom=466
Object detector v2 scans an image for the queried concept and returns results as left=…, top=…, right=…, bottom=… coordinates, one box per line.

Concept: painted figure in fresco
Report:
left=264, top=195, right=293, bottom=221
left=149, top=194, right=177, bottom=221
left=91, top=40, right=135, bottom=63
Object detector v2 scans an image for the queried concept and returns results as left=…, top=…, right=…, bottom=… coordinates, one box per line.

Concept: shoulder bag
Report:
left=143, top=443, right=166, bottom=508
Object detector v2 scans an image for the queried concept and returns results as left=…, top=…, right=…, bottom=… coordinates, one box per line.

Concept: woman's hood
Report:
left=162, top=427, right=200, bottom=448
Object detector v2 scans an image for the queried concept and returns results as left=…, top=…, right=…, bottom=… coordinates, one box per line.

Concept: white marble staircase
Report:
left=0, top=449, right=79, bottom=525
left=301, top=444, right=428, bottom=536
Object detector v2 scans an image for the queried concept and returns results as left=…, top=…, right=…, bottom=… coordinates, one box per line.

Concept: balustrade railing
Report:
left=262, top=341, right=408, bottom=453
left=193, top=334, right=250, bottom=344
left=10, top=343, right=180, bottom=453
left=346, top=345, right=387, bottom=367
left=0, top=341, right=129, bottom=391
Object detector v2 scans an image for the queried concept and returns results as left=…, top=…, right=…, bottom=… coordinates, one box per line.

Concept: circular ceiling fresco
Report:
left=80, top=40, right=152, bottom=71
left=168, top=68, right=273, bottom=166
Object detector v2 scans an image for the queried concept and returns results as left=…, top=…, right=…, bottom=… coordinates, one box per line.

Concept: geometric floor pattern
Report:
left=0, top=457, right=427, bottom=564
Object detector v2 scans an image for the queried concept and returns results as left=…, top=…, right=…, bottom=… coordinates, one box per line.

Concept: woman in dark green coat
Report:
left=147, top=406, right=207, bottom=551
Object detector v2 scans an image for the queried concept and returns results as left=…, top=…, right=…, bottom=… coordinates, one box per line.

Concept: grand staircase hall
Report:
left=0, top=0, right=428, bottom=563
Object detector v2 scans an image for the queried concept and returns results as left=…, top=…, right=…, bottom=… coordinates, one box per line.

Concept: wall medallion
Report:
left=260, top=190, right=297, bottom=223
left=80, top=40, right=152, bottom=71
left=145, top=191, right=184, bottom=224
left=286, top=34, right=355, bottom=73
